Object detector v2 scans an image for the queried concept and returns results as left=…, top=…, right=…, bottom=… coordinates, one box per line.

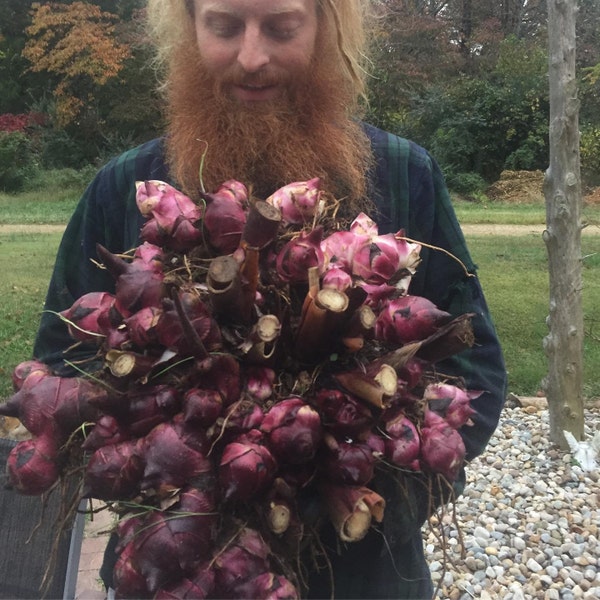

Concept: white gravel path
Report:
left=425, top=405, right=600, bottom=600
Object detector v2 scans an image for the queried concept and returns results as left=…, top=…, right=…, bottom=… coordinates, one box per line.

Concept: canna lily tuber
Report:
left=374, top=295, right=452, bottom=345
left=219, top=431, right=278, bottom=502
left=265, top=177, right=323, bottom=226
left=96, top=243, right=166, bottom=318
left=6, top=435, right=61, bottom=495
left=261, top=397, right=323, bottom=465
left=424, top=382, right=479, bottom=429
left=419, top=410, right=466, bottom=481
left=276, top=227, right=326, bottom=283
left=201, top=180, right=248, bottom=254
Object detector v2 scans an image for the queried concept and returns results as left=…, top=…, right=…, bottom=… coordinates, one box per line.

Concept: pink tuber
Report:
left=382, top=410, right=421, bottom=470
left=261, top=397, right=323, bottom=465
left=0, top=375, right=105, bottom=442
left=83, top=439, right=145, bottom=500
left=313, top=388, right=374, bottom=437
left=219, top=431, right=278, bottom=502
left=201, top=180, right=248, bottom=254
left=374, top=295, right=452, bottom=345
left=419, top=410, right=466, bottom=481
left=96, top=243, right=166, bottom=318
left=6, top=435, right=60, bottom=495
left=265, top=177, right=323, bottom=226
left=140, top=420, right=212, bottom=493
left=322, top=436, right=376, bottom=486
left=276, top=227, right=326, bottom=283
left=424, top=382, right=479, bottom=429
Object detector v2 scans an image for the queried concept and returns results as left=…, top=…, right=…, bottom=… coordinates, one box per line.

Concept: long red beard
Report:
left=164, top=43, right=373, bottom=211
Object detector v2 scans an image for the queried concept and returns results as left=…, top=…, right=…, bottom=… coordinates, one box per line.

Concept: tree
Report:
left=366, top=3, right=550, bottom=191
left=0, top=0, right=43, bottom=113
left=367, top=1, right=456, bottom=129
left=22, top=1, right=131, bottom=126
left=439, top=0, right=547, bottom=71
left=576, top=0, right=600, bottom=69
left=542, top=0, right=584, bottom=449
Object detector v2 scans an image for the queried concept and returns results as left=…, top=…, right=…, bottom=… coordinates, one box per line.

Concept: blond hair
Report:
left=146, top=0, right=372, bottom=103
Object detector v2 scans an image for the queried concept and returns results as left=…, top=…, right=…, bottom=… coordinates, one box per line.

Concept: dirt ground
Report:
left=458, top=170, right=600, bottom=235
left=486, top=169, right=600, bottom=205
left=461, top=223, right=600, bottom=235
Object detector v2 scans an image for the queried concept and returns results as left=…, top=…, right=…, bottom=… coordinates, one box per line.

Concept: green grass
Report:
left=453, top=198, right=600, bottom=227
left=0, top=190, right=79, bottom=224
left=0, top=166, right=92, bottom=224
left=466, top=233, right=600, bottom=399
left=0, top=232, right=62, bottom=397
left=0, top=194, right=599, bottom=403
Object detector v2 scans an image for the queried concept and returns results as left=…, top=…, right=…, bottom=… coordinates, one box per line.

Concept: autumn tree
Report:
left=93, top=2, right=164, bottom=146
left=22, top=1, right=131, bottom=127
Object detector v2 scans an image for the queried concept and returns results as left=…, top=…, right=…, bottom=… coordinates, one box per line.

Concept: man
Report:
left=34, top=1, right=506, bottom=597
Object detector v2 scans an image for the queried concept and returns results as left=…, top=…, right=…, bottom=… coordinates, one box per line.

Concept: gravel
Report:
left=424, top=405, right=600, bottom=600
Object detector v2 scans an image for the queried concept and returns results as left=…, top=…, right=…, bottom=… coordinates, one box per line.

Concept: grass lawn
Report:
left=465, top=233, right=600, bottom=400
left=0, top=189, right=80, bottom=224
left=453, top=198, right=600, bottom=228
left=0, top=232, right=63, bottom=396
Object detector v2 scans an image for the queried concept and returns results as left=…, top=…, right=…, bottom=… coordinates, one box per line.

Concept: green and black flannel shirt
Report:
left=33, top=123, right=507, bottom=599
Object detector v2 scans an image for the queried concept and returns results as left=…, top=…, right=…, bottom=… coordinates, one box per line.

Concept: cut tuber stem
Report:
left=334, top=370, right=391, bottom=409
left=322, top=484, right=386, bottom=543
left=295, top=287, right=349, bottom=359
left=105, top=350, right=155, bottom=380
left=242, top=201, right=282, bottom=249
left=207, top=256, right=247, bottom=322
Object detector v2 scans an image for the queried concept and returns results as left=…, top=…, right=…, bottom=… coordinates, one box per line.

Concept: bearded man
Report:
left=164, top=0, right=373, bottom=206
left=33, top=1, right=506, bottom=598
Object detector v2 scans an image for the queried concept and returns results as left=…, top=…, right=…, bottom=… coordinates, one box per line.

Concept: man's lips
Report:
left=231, top=82, right=280, bottom=102
left=238, top=83, right=274, bottom=92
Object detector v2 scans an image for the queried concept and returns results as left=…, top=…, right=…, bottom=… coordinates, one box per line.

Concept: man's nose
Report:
left=237, top=27, right=270, bottom=73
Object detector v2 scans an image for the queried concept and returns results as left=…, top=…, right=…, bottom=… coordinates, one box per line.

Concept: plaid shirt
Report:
left=34, top=124, right=506, bottom=599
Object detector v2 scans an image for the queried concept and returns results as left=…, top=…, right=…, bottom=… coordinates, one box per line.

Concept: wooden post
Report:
left=543, top=0, right=585, bottom=448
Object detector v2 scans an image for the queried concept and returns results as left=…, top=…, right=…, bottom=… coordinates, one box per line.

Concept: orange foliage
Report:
left=23, top=2, right=131, bottom=125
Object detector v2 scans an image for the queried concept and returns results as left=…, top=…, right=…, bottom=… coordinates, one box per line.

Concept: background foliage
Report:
left=0, top=0, right=599, bottom=191
left=366, top=0, right=600, bottom=193
left=0, top=0, right=162, bottom=178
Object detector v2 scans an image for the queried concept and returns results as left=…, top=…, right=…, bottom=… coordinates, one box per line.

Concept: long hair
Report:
left=146, top=0, right=373, bottom=109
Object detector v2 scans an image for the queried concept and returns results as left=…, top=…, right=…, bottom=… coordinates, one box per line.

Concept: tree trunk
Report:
left=543, top=0, right=584, bottom=449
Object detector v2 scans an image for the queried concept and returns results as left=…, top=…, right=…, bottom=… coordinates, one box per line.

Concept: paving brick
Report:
left=76, top=503, right=113, bottom=598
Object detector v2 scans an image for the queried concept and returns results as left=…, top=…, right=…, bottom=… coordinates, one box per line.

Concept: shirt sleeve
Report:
left=407, top=152, right=507, bottom=462
left=32, top=176, right=119, bottom=374
left=363, top=126, right=507, bottom=553
left=32, top=139, right=167, bottom=374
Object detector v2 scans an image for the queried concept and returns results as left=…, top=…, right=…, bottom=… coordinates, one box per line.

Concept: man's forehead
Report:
left=194, top=0, right=315, bottom=14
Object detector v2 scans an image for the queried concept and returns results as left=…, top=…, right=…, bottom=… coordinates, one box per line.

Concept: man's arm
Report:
left=407, top=152, right=507, bottom=461
left=33, top=178, right=117, bottom=374
left=366, top=125, right=507, bottom=463
left=33, top=139, right=168, bottom=373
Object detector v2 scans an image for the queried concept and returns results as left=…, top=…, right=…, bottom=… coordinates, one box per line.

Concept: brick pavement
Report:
left=75, top=503, right=114, bottom=600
